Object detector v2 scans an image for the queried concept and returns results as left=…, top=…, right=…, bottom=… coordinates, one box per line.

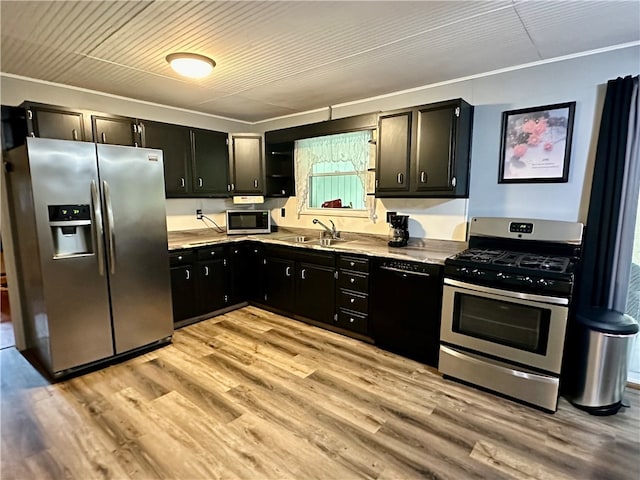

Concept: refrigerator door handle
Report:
left=90, top=180, right=105, bottom=276
left=103, top=180, right=116, bottom=275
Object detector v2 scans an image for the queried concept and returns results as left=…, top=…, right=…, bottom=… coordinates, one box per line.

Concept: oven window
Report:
left=453, top=293, right=551, bottom=354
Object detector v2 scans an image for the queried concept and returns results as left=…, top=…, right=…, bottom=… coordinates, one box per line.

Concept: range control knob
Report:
left=521, top=276, right=534, bottom=285
left=537, top=278, right=550, bottom=287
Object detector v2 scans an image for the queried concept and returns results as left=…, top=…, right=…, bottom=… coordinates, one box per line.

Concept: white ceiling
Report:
left=1, top=1, right=639, bottom=123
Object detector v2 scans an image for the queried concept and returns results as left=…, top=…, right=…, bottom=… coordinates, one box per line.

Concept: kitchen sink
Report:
left=280, top=235, right=353, bottom=247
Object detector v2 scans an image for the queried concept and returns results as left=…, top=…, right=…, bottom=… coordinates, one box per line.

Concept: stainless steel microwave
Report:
left=226, top=209, right=271, bottom=235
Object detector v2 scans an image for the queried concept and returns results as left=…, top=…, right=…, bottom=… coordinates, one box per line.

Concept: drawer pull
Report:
left=178, top=255, right=183, bottom=261
left=349, top=318, right=355, bottom=323
left=350, top=261, right=355, bottom=267
left=211, top=251, right=215, bottom=256
left=350, top=298, right=355, bottom=303
left=350, top=278, right=355, bottom=283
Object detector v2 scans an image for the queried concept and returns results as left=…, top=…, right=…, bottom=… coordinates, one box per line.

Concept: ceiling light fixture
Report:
left=166, top=53, right=215, bottom=78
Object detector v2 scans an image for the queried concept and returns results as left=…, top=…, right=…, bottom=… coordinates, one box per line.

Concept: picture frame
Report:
left=498, top=101, right=576, bottom=183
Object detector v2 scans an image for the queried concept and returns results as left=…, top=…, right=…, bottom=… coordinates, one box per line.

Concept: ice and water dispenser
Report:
left=48, top=204, right=94, bottom=257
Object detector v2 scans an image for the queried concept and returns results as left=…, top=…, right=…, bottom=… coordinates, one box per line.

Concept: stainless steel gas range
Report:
left=439, top=217, right=584, bottom=412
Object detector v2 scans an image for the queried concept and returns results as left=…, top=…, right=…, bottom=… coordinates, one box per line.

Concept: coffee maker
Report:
left=388, top=214, right=409, bottom=247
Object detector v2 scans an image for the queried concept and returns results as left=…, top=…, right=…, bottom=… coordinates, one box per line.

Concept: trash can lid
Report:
left=575, top=307, right=639, bottom=335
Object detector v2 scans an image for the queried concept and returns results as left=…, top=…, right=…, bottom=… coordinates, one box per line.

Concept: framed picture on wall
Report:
left=498, top=101, right=576, bottom=183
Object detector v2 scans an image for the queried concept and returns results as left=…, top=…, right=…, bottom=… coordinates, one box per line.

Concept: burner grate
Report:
left=450, top=249, right=573, bottom=274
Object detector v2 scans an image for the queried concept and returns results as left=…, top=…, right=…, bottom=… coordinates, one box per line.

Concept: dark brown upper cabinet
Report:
left=376, top=111, right=412, bottom=194
left=140, top=120, right=192, bottom=196
left=140, top=120, right=230, bottom=198
left=264, top=141, right=294, bottom=197
left=21, top=101, right=89, bottom=142
left=92, top=113, right=140, bottom=146
left=229, top=134, right=265, bottom=195
left=375, top=99, right=473, bottom=198
left=191, top=128, right=230, bottom=197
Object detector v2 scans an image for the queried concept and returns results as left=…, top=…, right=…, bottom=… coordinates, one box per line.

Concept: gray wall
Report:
left=0, top=74, right=250, bottom=133
left=257, top=45, right=640, bottom=226
left=3, top=46, right=639, bottom=236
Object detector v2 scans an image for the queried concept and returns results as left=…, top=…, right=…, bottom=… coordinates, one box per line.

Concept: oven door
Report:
left=440, top=279, right=569, bottom=374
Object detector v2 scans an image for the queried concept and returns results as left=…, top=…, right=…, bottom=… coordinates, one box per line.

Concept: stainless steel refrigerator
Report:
left=5, top=137, right=173, bottom=377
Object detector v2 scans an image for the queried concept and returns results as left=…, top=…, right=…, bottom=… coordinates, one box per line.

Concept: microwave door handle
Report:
left=90, top=180, right=105, bottom=276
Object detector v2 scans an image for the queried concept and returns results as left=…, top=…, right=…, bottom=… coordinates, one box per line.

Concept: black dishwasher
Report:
left=371, top=258, right=443, bottom=367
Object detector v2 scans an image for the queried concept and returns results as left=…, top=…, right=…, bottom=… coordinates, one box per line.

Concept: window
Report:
left=626, top=199, right=640, bottom=385
left=294, top=130, right=374, bottom=217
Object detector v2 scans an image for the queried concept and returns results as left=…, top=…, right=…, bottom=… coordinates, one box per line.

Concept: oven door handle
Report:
left=443, top=278, right=569, bottom=305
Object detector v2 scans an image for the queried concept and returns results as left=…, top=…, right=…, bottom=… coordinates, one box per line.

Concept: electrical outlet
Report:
left=281, top=207, right=286, bottom=217
left=196, top=209, right=203, bottom=220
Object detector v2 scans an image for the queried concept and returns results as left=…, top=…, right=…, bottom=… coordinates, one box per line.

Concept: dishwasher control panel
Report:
left=377, top=259, right=441, bottom=276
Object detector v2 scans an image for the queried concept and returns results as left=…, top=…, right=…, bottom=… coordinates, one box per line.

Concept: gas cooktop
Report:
left=448, top=248, right=574, bottom=274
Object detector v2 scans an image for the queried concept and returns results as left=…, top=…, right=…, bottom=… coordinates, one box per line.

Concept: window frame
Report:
left=295, top=128, right=375, bottom=218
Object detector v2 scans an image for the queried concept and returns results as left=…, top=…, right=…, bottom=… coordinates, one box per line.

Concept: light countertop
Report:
left=168, top=228, right=467, bottom=265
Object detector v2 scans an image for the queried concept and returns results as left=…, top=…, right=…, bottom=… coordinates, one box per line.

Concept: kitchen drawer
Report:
left=197, top=246, right=225, bottom=260
left=338, top=270, right=368, bottom=293
left=337, top=290, right=368, bottom=314
left=170, top=250, right=195, bottom=266
left=338, top=255, right=369, bottom=273
left=336, top=309, right=368, bottom=335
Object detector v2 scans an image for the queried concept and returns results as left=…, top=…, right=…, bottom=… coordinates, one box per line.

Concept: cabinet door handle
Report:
left=301, top=268, right=306, bottom=280
left=198, top=177, right=203, bottom=187
left=231, top=183, right=235, bottom=190
left=180, top=177, right=185, bottom=188
left=227, top=184, right=231, bottom=192
left=285, top=266, right=291, bottom=277
left=101, top=132, right=106, bottom=143
left=186, top=269, right=190, bottom=280
left=451, top=176, right=457, bottom=187
left=397, top=173, right=404, bottom=184
left=420, top=171, right=427, bottom=183
left=210, top=251, right=215, bottom=256
left=72, top=129, right=78, bottom=141
left=254, top=179, right=258, bottom=188
left=204, top=266, right=209, bottom=276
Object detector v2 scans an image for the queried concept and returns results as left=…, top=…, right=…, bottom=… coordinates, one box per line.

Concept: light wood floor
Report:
left=2, top=306, right=639, bottom=480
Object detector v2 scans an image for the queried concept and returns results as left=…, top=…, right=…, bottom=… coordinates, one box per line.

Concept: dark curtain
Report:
left=576, top=75, right=639, bottom=310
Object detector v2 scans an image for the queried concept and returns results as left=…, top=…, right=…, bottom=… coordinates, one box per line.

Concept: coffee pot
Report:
left=388, top=214, right=409, bottom=247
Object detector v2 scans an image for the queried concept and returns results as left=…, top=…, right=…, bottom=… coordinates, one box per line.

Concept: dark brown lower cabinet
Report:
left=169, top=247, right=229, bottom=324
left=263, top=257, right=295, bottom=312
left=295, top=262, right=336, bottom=324
left=229, top=242, right=263, bottom=304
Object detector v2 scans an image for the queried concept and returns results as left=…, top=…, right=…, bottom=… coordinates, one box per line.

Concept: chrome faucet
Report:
left=313, top=218, right=339, bottom=239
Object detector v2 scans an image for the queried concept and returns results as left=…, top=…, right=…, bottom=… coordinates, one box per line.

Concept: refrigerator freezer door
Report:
left=96, top=144, right=173, bottom=353
left=26, top=138, right=114, bottom=372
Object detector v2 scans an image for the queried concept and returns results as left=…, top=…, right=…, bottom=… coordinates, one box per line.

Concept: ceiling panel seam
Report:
left=193, top=2, right=518, bottom=105
left=84, top=0, right=156, bottom=57
left=512, top=1, right=543, bottom=60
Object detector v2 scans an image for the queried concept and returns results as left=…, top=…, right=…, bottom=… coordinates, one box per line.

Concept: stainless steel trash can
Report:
left=564, top=307, right=638, bottom=415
